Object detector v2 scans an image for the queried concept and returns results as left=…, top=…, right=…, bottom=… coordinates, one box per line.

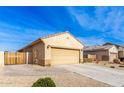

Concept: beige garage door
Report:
left=51, top=48, right=80, bottom=65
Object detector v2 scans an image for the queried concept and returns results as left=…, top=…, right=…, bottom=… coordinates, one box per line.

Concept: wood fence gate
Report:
left=4, top=52, right=27, bottom=65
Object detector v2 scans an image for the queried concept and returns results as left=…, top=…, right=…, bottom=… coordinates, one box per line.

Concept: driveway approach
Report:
left=57, top=63, right=124, bottom=87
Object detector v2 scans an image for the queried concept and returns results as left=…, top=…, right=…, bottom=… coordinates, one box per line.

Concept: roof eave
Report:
left=18, top=38, right=43, bottom=52
left=84, top=49, right=108, bottom=52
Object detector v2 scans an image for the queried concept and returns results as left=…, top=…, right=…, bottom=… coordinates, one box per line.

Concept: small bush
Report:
left=84, top=58, right=93, bottom=63
left=104, top=63, right=106, bottom=65
left=32, top=77, right=56, bottom=87
left=110, top=66, right=115, bottom=68
left=113, top=59, right=120, bottom=64
left=119, top=65, right=124, bottom=68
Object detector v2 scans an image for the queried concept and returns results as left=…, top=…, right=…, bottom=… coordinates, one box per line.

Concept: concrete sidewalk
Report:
left=58, top=64, right=124, bottom=87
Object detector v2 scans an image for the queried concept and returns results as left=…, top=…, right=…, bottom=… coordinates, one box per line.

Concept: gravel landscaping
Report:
left=0, top=64, right=110, bottom=87
left=96, top=62, right=124, bottom=70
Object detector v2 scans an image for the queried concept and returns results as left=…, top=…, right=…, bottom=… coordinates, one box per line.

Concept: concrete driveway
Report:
left=57, top=63, right=124, bottom=87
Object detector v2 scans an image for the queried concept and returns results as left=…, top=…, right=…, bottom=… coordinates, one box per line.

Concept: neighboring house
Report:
left=18, top=32, right=84, bottom=66
left=103, top=42, right=124, bottom=61
left=84, top=45, right=118, bottom=62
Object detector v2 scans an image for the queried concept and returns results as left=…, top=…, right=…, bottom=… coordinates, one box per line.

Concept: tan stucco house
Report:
left=103, top=42, right=124, bottom=61
left=19, top=32, right=84, bottom=66
left=84, top=45, right=118, bottom=62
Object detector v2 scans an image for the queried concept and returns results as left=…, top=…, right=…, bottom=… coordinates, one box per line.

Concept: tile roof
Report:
left=18, top=31, right=84, bottom=51
left=84, top=45, right=114, bottom=51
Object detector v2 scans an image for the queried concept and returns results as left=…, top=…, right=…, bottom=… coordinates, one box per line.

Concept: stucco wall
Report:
left=118, top=51, right=124, bottom=58
left=42, top=33, right=84, bottom=49
left=84, top=50, right=109, bottom=61
left=20, top=42, right=45, bottom=66
left=43, top=44, right=51, bottom=66
left=109, top=46, right=118, bottom=62
left=0, top=52, right=4, bottom=67
left=22, top=47, right=32, bottom=52
left=32, top=42, right=45, bottom=65
left=109, top=46, right=118, bottom=54
left=84, top=46, right=118, bottom=62
left=80, top=50, right=83, bottom=63
left=118, top=47, right=124, bottom=58
left=97, top=51, right=109, bottom=61
left=20, top=47, right=33, bottom=64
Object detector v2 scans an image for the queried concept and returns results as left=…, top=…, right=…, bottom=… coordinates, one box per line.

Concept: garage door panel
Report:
left=51, top=48, right=79, bottom=65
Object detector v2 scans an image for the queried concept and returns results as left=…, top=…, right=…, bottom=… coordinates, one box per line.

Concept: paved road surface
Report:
left=57, top=63, right=124, bottom=87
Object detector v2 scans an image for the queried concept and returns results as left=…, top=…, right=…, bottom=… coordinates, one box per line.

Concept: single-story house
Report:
left=84, top=45, right=118, bottom=62
left=18, top=32, right=84, bottom=66
left=103, top=42, right=124, bottom=61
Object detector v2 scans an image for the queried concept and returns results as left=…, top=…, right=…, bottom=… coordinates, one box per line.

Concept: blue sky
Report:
left=0, top=6, right=124, bottom=51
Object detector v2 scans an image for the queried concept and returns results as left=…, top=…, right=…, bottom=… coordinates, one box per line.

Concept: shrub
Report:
left=110, top=66, right=115, bottom=68
left=113, top=59, right=120, bottom=64
left=119, top=65, right=124, bottom=68
left=104, top=63, right=106, bottom=65
left=32, top=77, right=56, bottom=87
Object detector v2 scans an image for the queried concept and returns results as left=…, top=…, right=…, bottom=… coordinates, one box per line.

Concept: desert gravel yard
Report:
left=0, top=64, right=110, bottom=87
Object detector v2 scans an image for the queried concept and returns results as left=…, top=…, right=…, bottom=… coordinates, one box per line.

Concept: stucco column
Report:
left=44, top=45, right=51, bottom=66
left=79, top=49, right=83, bottom=63
left=0, top=52, right=4, bottom=67
left=26, top=52, right=29, bottom=64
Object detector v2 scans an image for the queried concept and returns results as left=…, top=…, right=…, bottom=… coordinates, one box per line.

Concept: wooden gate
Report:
left=4, top=52, right=27, bottom=65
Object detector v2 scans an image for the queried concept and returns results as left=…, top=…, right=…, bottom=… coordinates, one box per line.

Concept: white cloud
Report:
left=68, top=7, right=124, bottom=45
